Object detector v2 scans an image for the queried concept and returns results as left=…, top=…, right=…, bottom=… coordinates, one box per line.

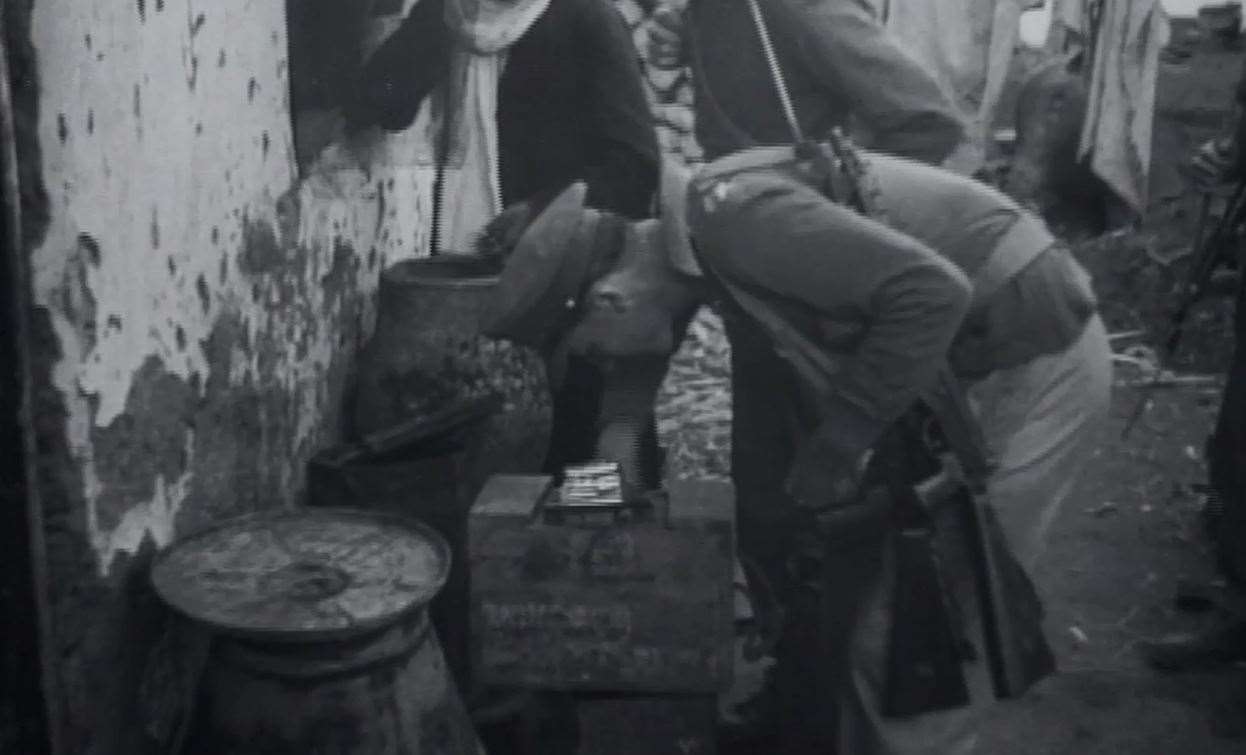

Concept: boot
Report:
left=1138, top=619, right=1246, bottom=671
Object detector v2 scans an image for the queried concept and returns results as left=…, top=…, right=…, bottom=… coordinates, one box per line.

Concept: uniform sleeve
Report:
left=576, top=0, right=662, bottom=218
left=689, top=170, right=972, bottom=456
left=774, top=0, right=967, bottom=165
left=344, top=0, right=451, bottom=133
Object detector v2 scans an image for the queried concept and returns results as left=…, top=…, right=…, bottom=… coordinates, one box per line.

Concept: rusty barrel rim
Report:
left=150, top=507, right=451, bottom=644
left=382, top=254, right=501, bottom=290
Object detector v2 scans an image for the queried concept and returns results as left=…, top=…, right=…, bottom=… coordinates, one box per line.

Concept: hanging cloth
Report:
left=1076, top=0, right=1169, bottom=214
left=1047, top=0, right=1099, bottom=54
left=430, top=0, right=551, bottom=253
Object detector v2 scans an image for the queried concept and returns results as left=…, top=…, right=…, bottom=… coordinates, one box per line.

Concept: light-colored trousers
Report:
left=840, top=314, right=1113, bottom=755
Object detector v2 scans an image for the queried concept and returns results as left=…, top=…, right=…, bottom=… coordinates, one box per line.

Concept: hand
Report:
left=475, top=200, right=536, bottom=259
left=645, top=4, right=687, bottom=69
left=1189, top=137, right=1237, bottom=193
left=293, top=108, right=344, bottom=169
left=784, top=430, right=872, bottom=511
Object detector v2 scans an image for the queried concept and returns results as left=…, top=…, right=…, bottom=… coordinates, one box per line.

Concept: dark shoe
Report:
left=1139, top=620, right=1246, bottom=671
left=718, top=660, right=781, bottom=746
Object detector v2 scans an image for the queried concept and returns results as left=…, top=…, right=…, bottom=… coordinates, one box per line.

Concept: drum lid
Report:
left=151, top=508, right=450, bottom=642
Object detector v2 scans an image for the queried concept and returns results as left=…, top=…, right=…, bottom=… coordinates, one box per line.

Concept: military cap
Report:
left=482, top=181, right=604, bottom=348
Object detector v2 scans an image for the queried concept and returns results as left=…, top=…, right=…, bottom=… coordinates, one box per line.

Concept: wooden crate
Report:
left=468, top=475, right=735, bottom=693
left=574, top=694, right=718, bottom=755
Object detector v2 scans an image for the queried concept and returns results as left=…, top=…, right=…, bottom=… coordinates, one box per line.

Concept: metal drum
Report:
left=152, top=508, right=483, bottom=755
left=352, top=255, right=552, bottom=505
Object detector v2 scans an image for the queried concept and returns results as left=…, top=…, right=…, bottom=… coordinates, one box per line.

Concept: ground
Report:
left=977, top=376, right=1246, bottom=753
left=653, top=215, right=1246, bottom=751
left=974, top=227, right=1246, bottom=753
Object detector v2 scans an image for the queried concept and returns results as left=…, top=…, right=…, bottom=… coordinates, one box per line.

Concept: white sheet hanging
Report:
left=1074, top=0, right=1170, bottom=213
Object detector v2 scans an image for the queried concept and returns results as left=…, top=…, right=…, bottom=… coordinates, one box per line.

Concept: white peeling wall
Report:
left=20, top=1, right=432, bottom=752
left=32, top=0, right=430, bottom=574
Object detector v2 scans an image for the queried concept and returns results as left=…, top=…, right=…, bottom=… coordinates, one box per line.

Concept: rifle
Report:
left=871, top=412, right=972, bottom=717
left=920, top=369, right=1055, bottom=699
left=1122, top=179, right=1246, bottom=438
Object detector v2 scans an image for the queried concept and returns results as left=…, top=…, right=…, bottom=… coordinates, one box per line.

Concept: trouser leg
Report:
left=966, top=315, right=1113, bottom=570
left=724, top=314, right=804, bottom=598
left=724, top=313, right=856, bottom=753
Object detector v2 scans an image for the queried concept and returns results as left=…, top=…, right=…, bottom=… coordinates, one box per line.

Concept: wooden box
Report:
left=574, top=694, right=718, bottom=755
left=468, top=475, right=735, bottom=693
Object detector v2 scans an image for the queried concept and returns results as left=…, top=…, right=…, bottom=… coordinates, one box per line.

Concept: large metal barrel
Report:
left=152, top=508, right=483, bottom=755
left=306, top=396, right=498, bottom=694
left=353, top=255, right=552, bottom=503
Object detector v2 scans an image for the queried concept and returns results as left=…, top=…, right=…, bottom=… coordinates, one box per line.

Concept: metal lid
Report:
left=150, top=508, right=450, bottom=642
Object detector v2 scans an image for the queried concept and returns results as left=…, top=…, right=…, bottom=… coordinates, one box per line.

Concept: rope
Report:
left=744, top=0, right=804, bottom=144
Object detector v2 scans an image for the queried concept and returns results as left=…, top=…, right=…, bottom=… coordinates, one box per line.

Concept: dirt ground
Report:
left=972, top=209, right=1246, bottom=750
left=976, top=371, right=1246, bottom=753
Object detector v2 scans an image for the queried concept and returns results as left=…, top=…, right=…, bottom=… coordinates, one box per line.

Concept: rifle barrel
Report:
left=1123, top=181, right=1246, bottom=439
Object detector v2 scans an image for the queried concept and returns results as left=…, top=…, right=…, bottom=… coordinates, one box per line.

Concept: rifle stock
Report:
left=921, top=368, right=1044, bottom=699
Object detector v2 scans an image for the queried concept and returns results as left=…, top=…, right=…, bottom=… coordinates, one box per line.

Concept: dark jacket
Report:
left=686, top=0, right=966, bottom=164
left=1233, top=53, right=1246, bottom=179
left=346, top=0, right=660, bottom=219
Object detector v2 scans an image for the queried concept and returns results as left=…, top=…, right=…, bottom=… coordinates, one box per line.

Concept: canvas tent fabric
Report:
left=1052, top=0, right=1171, bottom=213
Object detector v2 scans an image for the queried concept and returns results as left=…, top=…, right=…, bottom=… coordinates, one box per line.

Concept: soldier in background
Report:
left=1141, top=52, right=1246, bottom=671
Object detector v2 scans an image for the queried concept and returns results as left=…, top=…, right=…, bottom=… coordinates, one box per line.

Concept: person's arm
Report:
left=690, top=171, right=972, bottom=475
left=772, top=0, right=967, bottom=165
left=343, top=0, right=452, bottom=134
left=575, top=0, right=661, bottom=218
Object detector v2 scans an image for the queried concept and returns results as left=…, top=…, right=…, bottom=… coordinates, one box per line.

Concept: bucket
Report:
left=353, top=255, right=552, bottom=506
left=307, top=395, right=502, bottom=693
left=152, top=508, right=483, bottom=755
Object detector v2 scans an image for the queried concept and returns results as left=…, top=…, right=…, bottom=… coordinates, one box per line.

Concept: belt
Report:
left=970, top=221, right=1056, bottom=310
left=692, top=143, right=859, bottom=207
left=694, top=145, right=801, bottom=181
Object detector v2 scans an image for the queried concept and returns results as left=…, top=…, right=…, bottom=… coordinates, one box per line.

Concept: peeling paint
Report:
left=237, top=214, right=283, bottom=274
left=32, top=0, right=436, bottom=577
left=195, top=273, right=210, bottom=313
left=24, top=3, right=439, bottom=749
left=90, top=356, right=194, bottom=534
